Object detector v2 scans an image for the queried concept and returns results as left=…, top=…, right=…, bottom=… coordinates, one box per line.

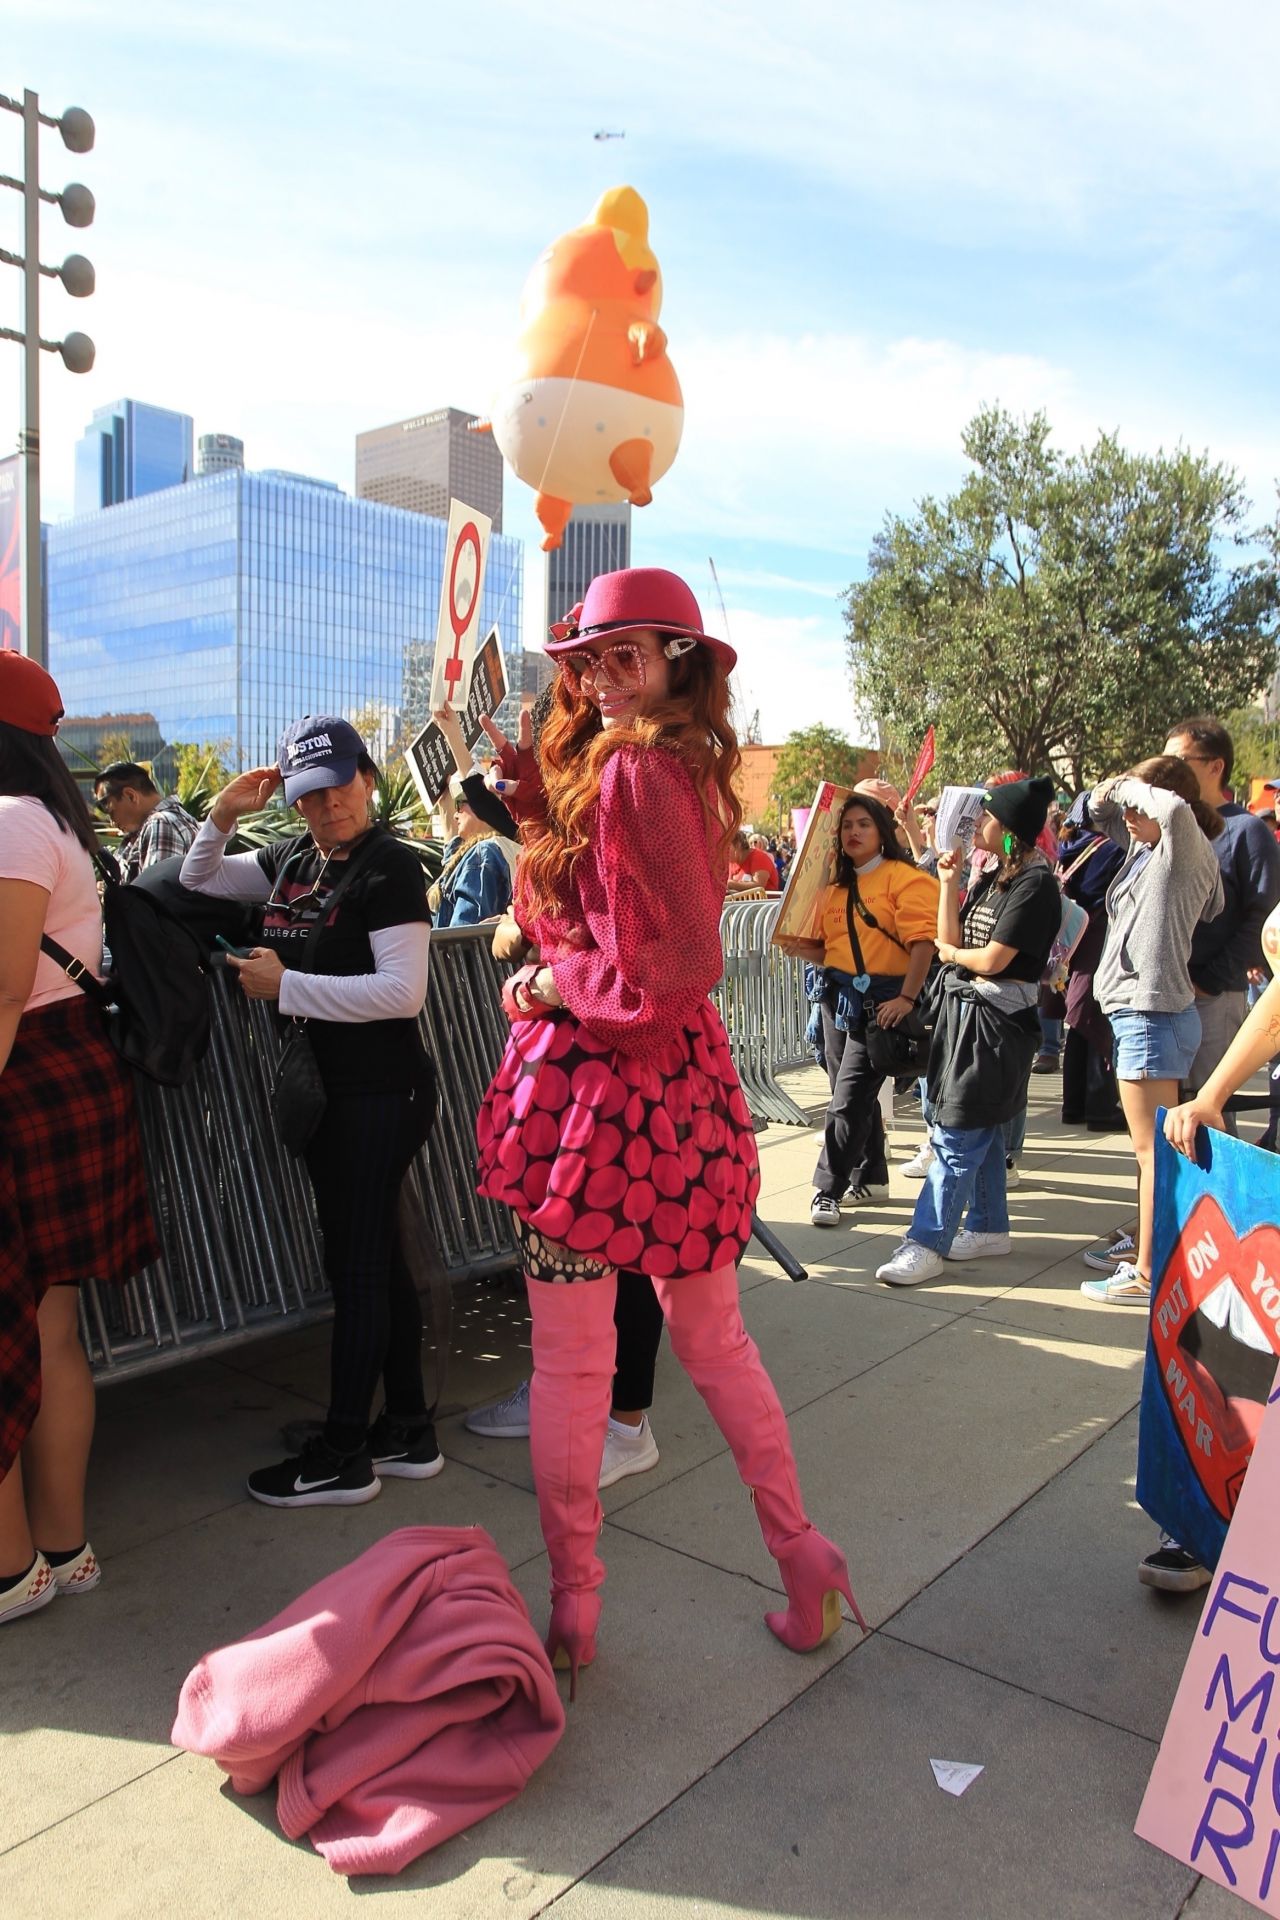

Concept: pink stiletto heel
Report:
left=764, top=1529, right=869, bottom=1652
left=545, top=1589, right=602, bottom=1702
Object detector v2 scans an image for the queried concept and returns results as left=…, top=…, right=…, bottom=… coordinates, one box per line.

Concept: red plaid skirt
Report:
left=0, top=994, right=160, bottom=1474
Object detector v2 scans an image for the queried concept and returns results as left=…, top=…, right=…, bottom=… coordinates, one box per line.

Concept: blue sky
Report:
left=3, top=0, right=1277, bottom=741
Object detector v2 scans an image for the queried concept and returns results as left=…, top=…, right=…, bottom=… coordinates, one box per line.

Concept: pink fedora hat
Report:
left=547, top=567, right=736, bottom=671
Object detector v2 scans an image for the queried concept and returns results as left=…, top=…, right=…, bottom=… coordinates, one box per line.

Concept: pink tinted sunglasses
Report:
left=557, top=634, right=697, bottom=696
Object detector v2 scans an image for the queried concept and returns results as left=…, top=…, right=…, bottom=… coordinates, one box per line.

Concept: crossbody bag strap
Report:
left=38, top=932, right=111, bottom=1004
left=1058, top=836, right=1106, bottom=885
left=843, top=888, right=867, bottom=979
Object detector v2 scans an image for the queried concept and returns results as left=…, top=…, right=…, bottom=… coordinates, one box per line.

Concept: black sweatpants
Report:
left=813, top=1000, right=889, bottom=1199
left=304, top=1065, right=437, bottom=1449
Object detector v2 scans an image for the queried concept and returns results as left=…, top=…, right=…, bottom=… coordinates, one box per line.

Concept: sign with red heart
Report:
left=1150, top=1192, right=1280, bottom=1523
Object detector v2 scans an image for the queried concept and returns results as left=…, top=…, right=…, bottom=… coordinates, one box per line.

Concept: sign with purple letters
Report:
left=1135, top=1129, right=1280, bottom=1913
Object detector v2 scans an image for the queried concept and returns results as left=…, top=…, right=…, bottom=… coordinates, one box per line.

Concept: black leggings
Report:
left=613, top=1270, right=664, bottom=1410
left=304, top=1067, right=437, bottom=1449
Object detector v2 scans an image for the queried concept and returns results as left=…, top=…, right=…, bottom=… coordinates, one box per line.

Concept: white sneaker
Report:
left=810, top=1194, right=841, bottom=1227
left=901, top=1144, right=934, bottom=1179
left=0, top=1553, right=57, bottom=1626
left=875, top=1241, right=945, bottom=1287
left=1080, top=1261, right=1152, bottom=1309
left=943, top=1230, right=1013, bottom=1261
left=1082, top=1229, right=1136, bottom=1272
left=1004, top=1157, right=1020, bottom=1189
left=464, top=1378, right=531, bottom=1437
left=599, top=1414, right=660, bottom=1489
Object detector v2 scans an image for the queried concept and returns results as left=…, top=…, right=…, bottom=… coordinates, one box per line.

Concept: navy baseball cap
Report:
left=276, top=716, right=365, bottom=802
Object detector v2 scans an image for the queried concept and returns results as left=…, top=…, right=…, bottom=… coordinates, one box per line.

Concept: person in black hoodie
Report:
left=875, top=777, right=1062, bottom=1288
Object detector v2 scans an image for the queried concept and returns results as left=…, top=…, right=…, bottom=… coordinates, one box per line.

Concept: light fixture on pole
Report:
left=0, top=88, right=96, bottom=669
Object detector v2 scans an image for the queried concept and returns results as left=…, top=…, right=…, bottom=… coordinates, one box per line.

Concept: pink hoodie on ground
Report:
left=171, top=1526, right=565, bottom=1876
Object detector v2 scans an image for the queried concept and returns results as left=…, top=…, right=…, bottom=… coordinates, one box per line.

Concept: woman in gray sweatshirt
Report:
left=1082, top=756, right=1223, bottom=1308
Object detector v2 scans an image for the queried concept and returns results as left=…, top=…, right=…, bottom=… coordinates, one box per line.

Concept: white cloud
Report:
left=721, top=605, right=856, bottom=746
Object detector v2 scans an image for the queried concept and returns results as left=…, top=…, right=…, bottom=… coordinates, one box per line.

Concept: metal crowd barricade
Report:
left=83, top=905, right=814, bottom=1381
left=711, top=898, right=813, bottom=1127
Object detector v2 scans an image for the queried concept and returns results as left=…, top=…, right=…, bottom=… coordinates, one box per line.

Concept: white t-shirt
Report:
left=0, top=794, right=104, bottom=1011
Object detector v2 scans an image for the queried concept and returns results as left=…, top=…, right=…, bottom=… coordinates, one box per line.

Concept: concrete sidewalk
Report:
left=0, top=1074, right=1251, bottom=1918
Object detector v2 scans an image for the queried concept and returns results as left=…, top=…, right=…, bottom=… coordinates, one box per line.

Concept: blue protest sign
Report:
left=1137, top=1124, right=1280, bottom=1571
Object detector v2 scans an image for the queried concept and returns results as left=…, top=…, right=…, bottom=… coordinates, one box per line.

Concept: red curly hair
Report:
left=519, top=644, right=742, bottom=925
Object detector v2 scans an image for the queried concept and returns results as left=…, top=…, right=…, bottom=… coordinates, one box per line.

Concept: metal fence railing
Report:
left=712, top=898, right=813, bottom=1127
left=83, top=907, right=812, bottom=1381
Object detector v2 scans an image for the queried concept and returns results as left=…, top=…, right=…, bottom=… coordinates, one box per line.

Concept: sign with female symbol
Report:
left=429, top=499, right=492, bottom=712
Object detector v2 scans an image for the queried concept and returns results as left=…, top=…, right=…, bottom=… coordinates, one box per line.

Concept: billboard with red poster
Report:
left=0, top=456, right=19, bottom=651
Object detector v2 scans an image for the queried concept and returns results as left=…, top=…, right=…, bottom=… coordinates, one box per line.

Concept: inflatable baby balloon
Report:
left=480, top=187, right=683, bottom=551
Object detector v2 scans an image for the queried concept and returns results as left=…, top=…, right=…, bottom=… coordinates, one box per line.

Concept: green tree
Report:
left=846, top=408, right=1279, bottom=791
left=1223, top=706, right=1280, bottom=792
left=769, top=723, right=869, bottom=814
left=97, top=730, right=139, bottom=768
left=170, top=741, right=233, bottom=815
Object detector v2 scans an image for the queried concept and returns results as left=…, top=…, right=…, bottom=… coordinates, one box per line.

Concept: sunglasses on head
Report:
left=557, top=633, right=697, bottom=696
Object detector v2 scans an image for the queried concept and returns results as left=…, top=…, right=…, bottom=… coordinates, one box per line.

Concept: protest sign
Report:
left=904, top=726, right=936, bottom=805
left=1135, top=1124, right=1280, bottom=1915
left=405, top=627, right=508, bottom=812
left=933, top=785, right=985, bottom=857
left=428, top=499, right=492, bottom=713
left=1136, top=1127, right=1280, bottom=1570
left=772, top=782, right=852, bottom=944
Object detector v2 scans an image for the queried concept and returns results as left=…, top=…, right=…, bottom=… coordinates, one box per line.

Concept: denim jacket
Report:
left=805, top=964, right=905, bottom=1064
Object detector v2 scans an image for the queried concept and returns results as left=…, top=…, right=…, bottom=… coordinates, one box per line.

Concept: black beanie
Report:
left=981, top=775, right=1055, bottom=848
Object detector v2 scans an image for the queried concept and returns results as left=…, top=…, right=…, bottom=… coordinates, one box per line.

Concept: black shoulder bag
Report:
left=844, top=883, right=932, bottom=1077
left=270, top=832, right=384, bottom=1156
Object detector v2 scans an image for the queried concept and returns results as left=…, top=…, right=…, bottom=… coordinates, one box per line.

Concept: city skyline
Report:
left=3, top=2, right=1277, bottom=745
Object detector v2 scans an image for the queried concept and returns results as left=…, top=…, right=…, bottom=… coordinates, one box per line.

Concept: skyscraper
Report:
left=355, top=407, right=503, bottom=531
left=47, top=469, right=523, bottom=769
left=73, top=399, right=194, bottom=515
left=543, top=502, right=631, bottom=628
left=196, top=433, right=244, bottom=476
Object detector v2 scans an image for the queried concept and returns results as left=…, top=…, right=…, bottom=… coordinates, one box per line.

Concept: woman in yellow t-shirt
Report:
left=779, top=793, right=939, bottom=1225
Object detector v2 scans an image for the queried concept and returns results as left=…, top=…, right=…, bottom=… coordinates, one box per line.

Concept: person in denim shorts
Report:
left=1081, top=757, right=1224, bottom=1310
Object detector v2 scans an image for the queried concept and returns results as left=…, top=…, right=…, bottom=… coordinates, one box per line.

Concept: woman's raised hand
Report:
left=211, top=766, right=281, bottom=833
left=480, top=708, right=534, bottom=796
left=936, top=846, right=964, bottom=882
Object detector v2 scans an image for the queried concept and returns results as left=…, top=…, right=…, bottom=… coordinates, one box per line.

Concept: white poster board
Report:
left=428, top=498, right=492, bottom=713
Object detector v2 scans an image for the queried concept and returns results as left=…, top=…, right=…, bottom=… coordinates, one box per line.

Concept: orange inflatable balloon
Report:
left=482, top=187, right=683, bottom=551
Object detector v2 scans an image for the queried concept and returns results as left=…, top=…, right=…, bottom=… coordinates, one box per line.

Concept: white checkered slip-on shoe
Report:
left=0, top=1553, right=58, bottom=1625
left=47, top=1543, right=102, bottom=1595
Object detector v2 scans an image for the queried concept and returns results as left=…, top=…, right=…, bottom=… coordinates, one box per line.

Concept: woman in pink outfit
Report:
left=476, top=567, right=863, bottom=1692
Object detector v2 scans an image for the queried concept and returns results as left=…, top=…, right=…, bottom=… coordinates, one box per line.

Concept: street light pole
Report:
left=20, top=89, right=41, bottom=668
left=0, top=86, right=96, bottom=668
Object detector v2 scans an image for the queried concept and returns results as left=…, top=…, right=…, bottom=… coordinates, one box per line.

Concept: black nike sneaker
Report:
left=246, top=1434, right=381, bottom=1508
left=367, top=1410, right=445, bottom=1481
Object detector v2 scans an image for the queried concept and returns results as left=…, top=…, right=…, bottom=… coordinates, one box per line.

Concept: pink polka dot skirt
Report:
left=476, top=1005, right=760, bottom=1277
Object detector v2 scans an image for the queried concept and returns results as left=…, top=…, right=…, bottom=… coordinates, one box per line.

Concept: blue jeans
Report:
left=907, top=1124, right=1009, bottom=1253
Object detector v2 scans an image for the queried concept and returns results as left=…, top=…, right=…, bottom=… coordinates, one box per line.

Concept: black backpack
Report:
left=41, top=849, right=212, bottom=1087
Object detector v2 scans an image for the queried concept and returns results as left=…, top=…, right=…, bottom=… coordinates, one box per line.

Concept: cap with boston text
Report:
left=276, top=716, right=365, bottom=802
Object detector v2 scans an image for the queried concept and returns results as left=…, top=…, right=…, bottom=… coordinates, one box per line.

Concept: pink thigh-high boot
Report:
left=527, top=1268, right=618, bottom=1697
left=652, top=1264, right=867, bottom=1651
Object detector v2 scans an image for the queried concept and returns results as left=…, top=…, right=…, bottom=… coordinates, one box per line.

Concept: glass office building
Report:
left=74, top=400, right=194, bottom=516
left=544, top=502, right=631, bottom=628
left=47, top=470, right=524, bottom=769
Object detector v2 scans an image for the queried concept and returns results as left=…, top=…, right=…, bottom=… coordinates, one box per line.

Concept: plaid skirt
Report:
left=0, top=994, right=160, bottom=1475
